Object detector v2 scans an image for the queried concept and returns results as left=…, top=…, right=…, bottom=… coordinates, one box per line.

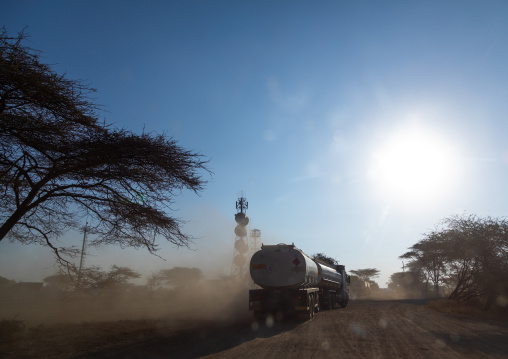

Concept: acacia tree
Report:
left=387, top=271, right=426, bottom=297
left=350, top=268, right=380, bottom=283
left=400, top=231, right=448, bottom=297
left=312, top=253, right=338, bottom=267
left=400, top=214, right=508, bottom=310
left=146, top=271, right=165, bottom=297
left=44, top=265, right=140, bottom=299
left=0, top=29, right=210, bottom=261
left=443, top=215, right=508, bottom=309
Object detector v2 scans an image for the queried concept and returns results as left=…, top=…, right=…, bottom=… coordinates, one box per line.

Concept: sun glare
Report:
left=368, top=124, right=459, bottom=203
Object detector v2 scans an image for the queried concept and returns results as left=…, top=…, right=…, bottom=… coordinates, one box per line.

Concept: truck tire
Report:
left=340, top=293, right=349, bottom=308
left=302, top=295, right=314, bottom=320
left=298, top=295, right=314, bottom=321
left=310, top=296, right=315, bottom=319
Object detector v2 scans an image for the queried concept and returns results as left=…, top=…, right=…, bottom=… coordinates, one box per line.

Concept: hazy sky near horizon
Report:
left=2, top=1, right=508, bottom=288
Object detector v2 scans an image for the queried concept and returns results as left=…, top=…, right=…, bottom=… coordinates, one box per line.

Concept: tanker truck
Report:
left=249, top=243, right=350, bottom=320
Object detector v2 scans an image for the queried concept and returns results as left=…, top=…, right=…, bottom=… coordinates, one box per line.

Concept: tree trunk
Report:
left=0, top=206, right=28, bottom=241
left=0, top=178, right=48, bottom=241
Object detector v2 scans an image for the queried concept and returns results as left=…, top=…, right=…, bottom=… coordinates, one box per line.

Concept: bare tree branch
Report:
left=0, top=28, right=211, bottom=261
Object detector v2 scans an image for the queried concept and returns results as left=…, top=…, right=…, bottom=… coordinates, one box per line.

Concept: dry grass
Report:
left=427, top=297, right=508, bottom=322
left=427, top=298, right=484, bottom=316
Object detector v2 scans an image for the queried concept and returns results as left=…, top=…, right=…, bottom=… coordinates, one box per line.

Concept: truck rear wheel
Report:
left=302, top=295, right=315, bottom=320
left=340, top=293, right=349, bottom=308
left=309, top=296, right=315, bottom=319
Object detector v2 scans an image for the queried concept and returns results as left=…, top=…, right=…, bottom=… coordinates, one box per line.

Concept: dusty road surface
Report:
left=2, top=299, right=508, bottom=358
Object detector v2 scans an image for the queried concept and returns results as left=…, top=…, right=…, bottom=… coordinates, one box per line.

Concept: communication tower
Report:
left=249, top=229, right=261, bottom=254
left=231, top=196, right=249, bottom=278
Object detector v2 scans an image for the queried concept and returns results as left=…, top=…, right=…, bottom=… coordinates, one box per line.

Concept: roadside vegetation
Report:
left=427, top=298, right=484, bottom=316
left=394, top=214, right=508, bottom=312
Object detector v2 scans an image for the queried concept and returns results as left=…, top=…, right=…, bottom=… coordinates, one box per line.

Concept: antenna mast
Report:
left=231, top=196, right=249, bottom=279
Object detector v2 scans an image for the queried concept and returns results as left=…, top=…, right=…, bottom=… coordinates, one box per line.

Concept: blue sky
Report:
left=1, top=1, right=508, bottom=287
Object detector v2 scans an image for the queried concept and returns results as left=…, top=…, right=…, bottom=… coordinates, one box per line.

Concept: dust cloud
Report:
left=0, top=204, right=259, bottom=328
left=0, top=276, right=253, bottom=327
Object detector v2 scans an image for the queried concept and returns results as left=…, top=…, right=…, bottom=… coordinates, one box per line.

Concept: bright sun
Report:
left=368, top=124, right=459, bottom=203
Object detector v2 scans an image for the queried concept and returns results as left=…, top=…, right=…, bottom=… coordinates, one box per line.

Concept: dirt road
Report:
left=3, top=299, right=508, bottom=358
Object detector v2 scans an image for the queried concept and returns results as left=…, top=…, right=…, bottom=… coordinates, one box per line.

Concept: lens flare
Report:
left=368, top=124, right=459, bottom=204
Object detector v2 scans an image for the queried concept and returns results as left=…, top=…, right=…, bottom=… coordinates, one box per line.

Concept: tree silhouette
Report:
left=400, top=214, right=508, bottom=310
left=387, top=271, right=426, bottom=297
left=400, top=231, right=448, bottom=296
left=0, top=29, right=210, bottom=261
left=312, top=253, right=338, bottom=267
left=44, top=265, right=140, bottom=297
left=350, top=268, right=380, bottom=282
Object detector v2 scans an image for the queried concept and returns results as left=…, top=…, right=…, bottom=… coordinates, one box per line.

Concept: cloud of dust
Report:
left=0, top=203, right=264, bottom=327
left=0, top=276, right=254, bottom=327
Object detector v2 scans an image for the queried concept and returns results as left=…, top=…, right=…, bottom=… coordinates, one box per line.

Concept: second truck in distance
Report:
left=249, top=243, right=350, bottom=320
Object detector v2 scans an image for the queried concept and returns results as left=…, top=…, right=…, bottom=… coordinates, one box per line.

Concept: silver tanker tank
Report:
left=250, top=244, right=319, bottom=289
left=315, top=261, right=343, bottom=290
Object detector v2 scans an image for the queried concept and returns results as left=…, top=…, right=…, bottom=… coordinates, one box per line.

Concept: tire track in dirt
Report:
left=28, top=299, right=507, bottom=359
left=198, top=300, right=508, bottom=359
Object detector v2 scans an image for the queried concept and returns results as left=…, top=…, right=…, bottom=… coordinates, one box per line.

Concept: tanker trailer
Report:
left=249, top=243, right=350, bottom=320
left=315, top=260, right=350, bottom=309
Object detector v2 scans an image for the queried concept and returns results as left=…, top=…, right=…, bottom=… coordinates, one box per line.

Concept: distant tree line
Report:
left=396, top=214, right=508, bottom=310
left=41, top=265, right=204, bottom=297
left=44, top=265, right=141, bottom=297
